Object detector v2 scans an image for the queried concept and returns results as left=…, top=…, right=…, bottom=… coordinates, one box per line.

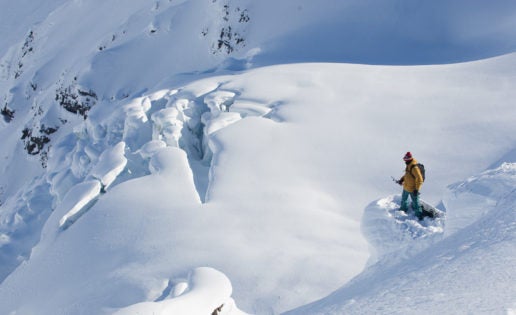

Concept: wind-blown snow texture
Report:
left=0, top=1, right=516, bottom=314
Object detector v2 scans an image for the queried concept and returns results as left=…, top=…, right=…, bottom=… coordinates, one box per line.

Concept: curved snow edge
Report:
left=112, top=267, right=249, bottom=315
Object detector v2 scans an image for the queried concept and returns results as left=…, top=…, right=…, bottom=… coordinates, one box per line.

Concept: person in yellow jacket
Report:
left=397, top=152, right=424, bottom=220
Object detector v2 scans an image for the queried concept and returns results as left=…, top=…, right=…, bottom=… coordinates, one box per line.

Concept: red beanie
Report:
left=403, top=152, right=413, bottom=161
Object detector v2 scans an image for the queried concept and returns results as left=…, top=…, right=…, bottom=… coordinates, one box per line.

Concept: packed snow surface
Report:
left=0, top=1, right=516, bottom=314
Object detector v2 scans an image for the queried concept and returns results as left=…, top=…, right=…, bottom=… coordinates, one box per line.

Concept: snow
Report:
left=0, top=1, right=516, bottom=314
left=362, top=195, right=445, bottom=265
left=58, top=180, right=101, bottom=230
left=113, top=267, right=249, bottom=315
left=1, top=58, right=515, bottom=314
left=443, top=162, right=516, bottom=237
left=90, top=141, right=127, bottom=190
left=288, top=163, right=516, bottom=315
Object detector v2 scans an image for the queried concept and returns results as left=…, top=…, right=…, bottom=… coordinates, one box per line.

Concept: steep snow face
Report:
left=0, top=0, right=251, bottom=283
left=0, top=0, right=245, bottom=187
left=0, top=0, right=68, bottom=57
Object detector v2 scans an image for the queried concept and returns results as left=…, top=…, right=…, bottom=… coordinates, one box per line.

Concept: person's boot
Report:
left=415, top=208, right=424, bottom=220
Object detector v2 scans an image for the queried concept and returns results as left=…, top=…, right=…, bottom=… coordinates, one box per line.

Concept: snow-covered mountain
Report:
left=0, top=1, right=515, bottom=314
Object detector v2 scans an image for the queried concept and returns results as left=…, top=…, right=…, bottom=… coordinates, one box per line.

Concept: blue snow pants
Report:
left=401, top=189, right=422, bottom=218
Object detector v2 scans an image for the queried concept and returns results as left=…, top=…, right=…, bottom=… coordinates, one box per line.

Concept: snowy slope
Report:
left=1, top=58, right=515, bottom=314
left=0, top=1, right=516, bottom=314
left=287, top=163, right=516, bottom=315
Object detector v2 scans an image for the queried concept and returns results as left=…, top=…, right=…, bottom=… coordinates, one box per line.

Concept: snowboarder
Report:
left=396, top=152, right=424, bottom=220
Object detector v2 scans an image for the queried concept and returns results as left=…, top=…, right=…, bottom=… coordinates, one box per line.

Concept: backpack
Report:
left=410, top=163, right=426, bottom=182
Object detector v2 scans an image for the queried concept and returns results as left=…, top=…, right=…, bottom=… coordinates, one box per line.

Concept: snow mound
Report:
left=362, top=195, right=445, bottom=263
left=113, top=267, right=248, bottom=315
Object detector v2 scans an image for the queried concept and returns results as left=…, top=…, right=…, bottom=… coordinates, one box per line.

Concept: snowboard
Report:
left=399, top=200, right=443, bottom=220
left=419, top=200, right=443, bottom=219
left=401, top=199, right=443, bottom=220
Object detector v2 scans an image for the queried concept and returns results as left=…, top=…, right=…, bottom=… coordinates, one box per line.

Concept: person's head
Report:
left=403, top=151, right=413, bottom=164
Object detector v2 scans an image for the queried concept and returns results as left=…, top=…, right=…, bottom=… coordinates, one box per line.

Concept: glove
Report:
left=414, top=189, right=419, bottom=195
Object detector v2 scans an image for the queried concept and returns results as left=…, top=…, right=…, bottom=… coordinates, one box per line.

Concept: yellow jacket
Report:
left=401, top=159, right=423, bottom=192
